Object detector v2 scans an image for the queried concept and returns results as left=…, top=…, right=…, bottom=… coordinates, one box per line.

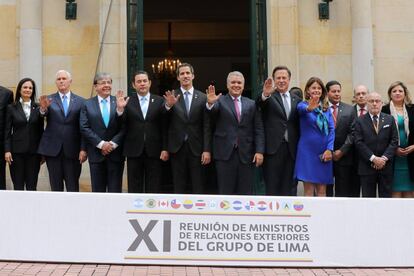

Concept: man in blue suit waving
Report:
left=80, top=73, right=125, bottom=192
left=38, top=70, right=87, bottom=192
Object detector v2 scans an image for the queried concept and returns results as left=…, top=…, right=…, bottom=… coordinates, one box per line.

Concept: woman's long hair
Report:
left=15, top=78, right=37, bottom=104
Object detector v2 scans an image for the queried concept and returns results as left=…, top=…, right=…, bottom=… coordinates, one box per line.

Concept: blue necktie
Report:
left=184, top=91, right=190, bottom=115
left=101, top=99, right=109, bottom=127
left=62, top=95, right=68, bottom=117
left=141, top=97, right=148, bottom=119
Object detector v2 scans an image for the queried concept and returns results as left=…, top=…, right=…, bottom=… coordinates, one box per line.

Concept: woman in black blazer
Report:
left=382, top=81, right=414, bottom=198
left=4, top=78, right=44, bottom=190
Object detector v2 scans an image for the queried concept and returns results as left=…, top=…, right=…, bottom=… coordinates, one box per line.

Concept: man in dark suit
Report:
left=350, top=84, right=370, bottom=197
left=116, top=71, right=168, bottom=193
left=38, top=70, right=87, bottom=192
left=163, top=63, right=211, bottom=194
left=80, top=73, right=125, bottom=193
left=256, top=66, right=299, bottom=196
left=206, top=71, right=264, bottom=195
left=0, top=85, right=13, bottom=189
left=354, top=92, right=398, bottom=197
left=326, top=80, right=356, bottom=197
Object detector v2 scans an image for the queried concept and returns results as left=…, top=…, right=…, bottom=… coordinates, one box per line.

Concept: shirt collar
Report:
left=280, top=91, right=290, bottom=98
left=19, top=98, right=31, bottom=106
left=138, top=93, right=150, bottom=101
left=98, top=95, right=110, bottom=103
left=180, top=87, right=194, bottom=95
left=59, top=91, right=71, bottom=99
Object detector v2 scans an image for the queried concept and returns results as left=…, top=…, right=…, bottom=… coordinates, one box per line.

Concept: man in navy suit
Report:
left=80, top=73, right=125, bottom=192
left=0, top=85, right=13, bottom=189
left=38, top=70, right=87, bottom=192
left=163, top=63, right=211, bottom=194
left=354, top=92, right=398, bottom=197
left=256, top=66, right=300, bottom=196
left=206, top=71, right=264, bottom=195
left=116, top=71, right=168, bottom=193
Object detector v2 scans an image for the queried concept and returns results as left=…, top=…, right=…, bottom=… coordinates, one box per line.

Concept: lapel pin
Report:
left=151, top=99, right=154, bottom=103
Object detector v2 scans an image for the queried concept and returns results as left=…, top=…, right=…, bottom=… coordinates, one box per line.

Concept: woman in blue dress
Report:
left=382, top=81, right=414, bottom=198
left=295, top=77, right=335, bottom=196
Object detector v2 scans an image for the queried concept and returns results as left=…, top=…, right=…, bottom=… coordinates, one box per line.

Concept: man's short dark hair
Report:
left=326, top=80, right=341, bottom=92
left=176, top=63, right=194, bottom=75
left=272, top=65, right=291, bottom=79
left=132, top=70, right=150, bottom=82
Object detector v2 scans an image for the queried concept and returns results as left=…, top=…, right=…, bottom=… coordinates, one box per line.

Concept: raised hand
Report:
left=39, top=95, right=52, bottom=112
left=163, top=90, right=180, bottom=108
left=116, top=90, right=130, bottom=112
left=206, top=85, right=221, bottom=106
left=4, top=152, right=13, bottom=165
left=307, top=94, right=320, bottom=111
left=262, top=77, right=275, bottom=97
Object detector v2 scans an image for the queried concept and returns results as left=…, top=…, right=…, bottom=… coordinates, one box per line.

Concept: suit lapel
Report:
left=188, top=90, right=200, bottom=118
left=377, top=113, right=386, bottom=134
left=67, top=93, right=76, bottom=117
left=54, top=93, right=65, bottom=117
left=28, top=102, right=37, bottom=122
left=93, top=96, right=106, bottom=128
left=131, top=94, right=144, bottom=120
left=145, top=94, right=155, bottom=120
left=109, top=95, right=117, bottom=126
left=273, top=92, right=287, bottom=119
left=15, top=102, right=27, bottom=122
left=175, top=89, right=188, bottom=120
left=225, top=94, right=239, bottom=123
left=364, top=113, right=378, bottom=135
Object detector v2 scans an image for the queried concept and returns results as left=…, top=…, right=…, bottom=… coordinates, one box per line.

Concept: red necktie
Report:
left=359, top=107, right=365, bottom=117
left=332, top=105, right=338, bottom=127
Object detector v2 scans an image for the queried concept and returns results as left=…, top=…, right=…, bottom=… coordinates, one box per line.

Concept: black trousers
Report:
left=10, top=153, right=41, bottom=191
left=45, top=150, right=81, bottom=192
left=327, top=164, right=354, bottom=197
left=360, top=173, right=392, bottom=198
left=215, top=148, right=253, bottom=195
left=0, top=157, right=5, bottom=190
left=263, top=142, right=295, bottom=196
left=89, top=159, right=124, bottom=193
left=170, top=142, right=206, bottom=194
left=127, top=152, right=162, bottom=193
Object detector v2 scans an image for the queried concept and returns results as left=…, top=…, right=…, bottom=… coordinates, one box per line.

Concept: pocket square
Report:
left=383, top=124, right=390, bottom=128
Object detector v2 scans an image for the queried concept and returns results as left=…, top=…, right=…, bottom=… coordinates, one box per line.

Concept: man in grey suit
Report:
left=80, top=73, right=125, bottom=192
left=256, top=66, right=300, bottom=196
left=38, top=70, right=87, bottom=192
left=326, top=80, right=356, bottom=197
left=163, top=63, right=211, bottom=194
left=206, top=71, right=264, bottom=195
left=354, top=92, right=398, bottom=197
left=0, top=85, right=13, bottom=189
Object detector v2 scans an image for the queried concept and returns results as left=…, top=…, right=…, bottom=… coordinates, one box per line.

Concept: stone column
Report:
left=20, top=0, right=42, bottom=94
left=266, top=0, right=299, bottom=85
left=351, top=0, right=374, bottom=90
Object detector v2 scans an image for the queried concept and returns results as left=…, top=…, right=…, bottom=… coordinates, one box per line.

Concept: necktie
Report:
left=101, top=99, right=109, bottom=127
left=282, top=93, right=290, bottom=118
left=373, top=115, right=379, bottom=133
left=234, top=97, right=241, bottom=122
left=62, top=95, right=68, bottom=117
left=332, top=105, right=338, bottom=127
left=184, top=91, right=190, bottom=115
left=359, top=107, right=365, bottom=117
left=141, top=96, right=148, bottom=119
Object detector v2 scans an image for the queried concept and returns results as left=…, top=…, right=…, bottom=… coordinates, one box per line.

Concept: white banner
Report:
left=0, top=191, right=413, bottom=267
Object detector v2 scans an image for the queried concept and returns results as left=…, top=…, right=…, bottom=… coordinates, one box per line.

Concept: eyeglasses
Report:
left=367, top=99, right=382, bottom=104
left=96, top=80, right=112, bottom=85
